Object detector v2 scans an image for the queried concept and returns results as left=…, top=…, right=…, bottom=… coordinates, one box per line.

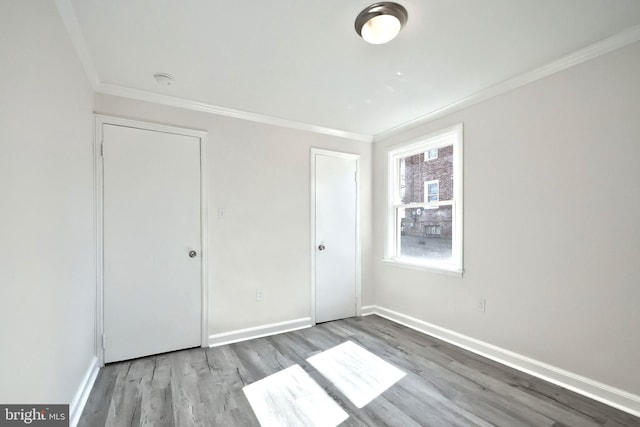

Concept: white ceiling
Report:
left=65, top=0, right=640, bottom=139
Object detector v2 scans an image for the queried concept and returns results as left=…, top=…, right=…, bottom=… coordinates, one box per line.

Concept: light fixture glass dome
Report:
left=361, top=14, right=401, bottom=44
left=355, top=2, right=408, bottom=45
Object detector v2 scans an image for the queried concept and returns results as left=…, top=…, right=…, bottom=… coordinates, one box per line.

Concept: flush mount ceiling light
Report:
left=153, top=72, right=174, bottom=86
left=355, top=2, right=408, bottom=45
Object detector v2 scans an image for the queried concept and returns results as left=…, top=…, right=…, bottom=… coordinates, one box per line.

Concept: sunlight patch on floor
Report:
left=242, top=364, right=349, bottom=427
left=307, top=340, right=406, bottom=408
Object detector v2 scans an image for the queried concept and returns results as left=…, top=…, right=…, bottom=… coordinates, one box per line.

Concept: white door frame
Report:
left=94, top=115, right=209, bottom=366
left=310, top=148, right=361, bottom=325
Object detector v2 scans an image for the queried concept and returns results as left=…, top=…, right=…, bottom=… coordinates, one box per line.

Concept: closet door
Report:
left=314, top=151, right=358, bottom=323
left=102, top=124, right=201, bottom=363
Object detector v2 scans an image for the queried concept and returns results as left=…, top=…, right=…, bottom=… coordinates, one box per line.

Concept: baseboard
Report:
left=69, top=356, right=99, bottom=427
left=209, top=317, right=313, bottom=347
left=369, top=305, right=640, bottom=418
left=360, top=305, right=377, bottom=316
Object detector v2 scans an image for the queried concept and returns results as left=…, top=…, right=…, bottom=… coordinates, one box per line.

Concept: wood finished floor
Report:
left=79, top=315, right=640, bottom=426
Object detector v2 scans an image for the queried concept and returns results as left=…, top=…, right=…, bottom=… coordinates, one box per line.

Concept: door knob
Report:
left=189, top=250, right=197, bottom=258
left=318, top=244, right=326, bottom=251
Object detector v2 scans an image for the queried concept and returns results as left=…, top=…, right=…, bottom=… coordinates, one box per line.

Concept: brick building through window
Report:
left=400, top=145, right=454, bottom=239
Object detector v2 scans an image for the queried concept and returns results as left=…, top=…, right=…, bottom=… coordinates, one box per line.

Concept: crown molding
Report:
left=56, top=0, right=638, bottom=145
left=54, top=1, right=372, bottom=142
left=96, top=83, right=373, bottom=142
left=54, top=0, right=100, bottom=88
left=374, top=24, right=640, bottom=143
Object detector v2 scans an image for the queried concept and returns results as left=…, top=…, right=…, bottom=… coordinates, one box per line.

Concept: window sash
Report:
left=393, top=202, right=457, bottom=262
left=392, top=200, right=452, bottom=209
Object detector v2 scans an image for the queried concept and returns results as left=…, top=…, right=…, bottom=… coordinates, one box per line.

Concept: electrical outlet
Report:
left=477, top=299, right=486, bottom=313
left=256, top=289, right=264, bottom=301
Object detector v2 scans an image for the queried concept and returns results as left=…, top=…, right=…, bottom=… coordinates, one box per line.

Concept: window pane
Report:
left=426, top=182, right=439, bottom=202
left=399, top=158, right=406, bottom=202
left=398, top=206, right=452, bottom=261
left=399, top=145, right=453, bottom=203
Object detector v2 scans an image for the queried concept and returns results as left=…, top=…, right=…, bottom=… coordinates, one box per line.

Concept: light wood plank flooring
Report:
left=79, top=315, right=640, bottom=426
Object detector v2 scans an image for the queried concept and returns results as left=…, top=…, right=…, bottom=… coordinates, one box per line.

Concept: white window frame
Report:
left=385, top=123, right=463, bottom=275
left=425, top=148, right=438, bottom=161
left=424, top=179, right=439, bottom=202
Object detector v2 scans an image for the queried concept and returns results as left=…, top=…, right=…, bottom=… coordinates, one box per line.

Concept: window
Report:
left=425, top=225, right=441, bottom=236
left=425, top=148, right=438, bottom=161
left=386, top=124, right=463, bottom=274
left=424, top=180, right=439, bottom=202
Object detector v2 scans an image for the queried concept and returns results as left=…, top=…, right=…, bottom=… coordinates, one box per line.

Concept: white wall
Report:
left=94, top=95, right=373, bottom=335
left=372, top=42, right=640, bottom=396
left=6, top=0, right=635, bottom=414
left=0, top=0, right=95, bottom=405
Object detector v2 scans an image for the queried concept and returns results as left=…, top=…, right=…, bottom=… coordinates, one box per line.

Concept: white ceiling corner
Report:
left=54, top=0, right=99, bottom=88
left=374, top=23, right=640, bottom=142
left=57, top=0, right=640, bottom=142
left=94, top=83, right=374, bottom=142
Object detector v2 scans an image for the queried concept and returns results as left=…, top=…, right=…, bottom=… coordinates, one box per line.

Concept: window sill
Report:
left=381, top=258, right=464, bottom=277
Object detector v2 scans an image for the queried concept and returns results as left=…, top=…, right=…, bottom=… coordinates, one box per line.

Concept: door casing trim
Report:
left=94, top=115, right=209, bottom=366
left=310, top=148, right=361, bottom=325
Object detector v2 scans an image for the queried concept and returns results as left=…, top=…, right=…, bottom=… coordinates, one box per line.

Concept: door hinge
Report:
left=100, top=142, right=104, bottom=157
left=354, top=171, right=358, bottom=183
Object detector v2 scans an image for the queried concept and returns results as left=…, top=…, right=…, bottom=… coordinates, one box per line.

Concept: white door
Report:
left=314, top=152, right=358, bottom=323
left=103, top=124, right=202, bottom=363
